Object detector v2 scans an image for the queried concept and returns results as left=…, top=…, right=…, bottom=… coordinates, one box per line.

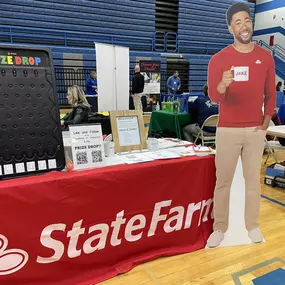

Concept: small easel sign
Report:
left=110, top=110, right=147, bottom=153
left=69, top=124, right=105, bottom=170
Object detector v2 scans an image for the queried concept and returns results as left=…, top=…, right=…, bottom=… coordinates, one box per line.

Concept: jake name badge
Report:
left=234, top=66, right=249, bottom=82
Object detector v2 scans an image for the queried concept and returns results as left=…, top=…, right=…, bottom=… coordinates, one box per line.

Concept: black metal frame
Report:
left=55, top=68, right=169, bottom=106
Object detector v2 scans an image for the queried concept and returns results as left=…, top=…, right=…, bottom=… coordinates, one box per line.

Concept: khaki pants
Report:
left=214, top=127, right=266, bottom=232
left=133, top=93, right=143, bottom=110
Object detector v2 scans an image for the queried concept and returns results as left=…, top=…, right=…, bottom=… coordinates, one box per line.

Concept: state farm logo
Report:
left=0, top=199, right=213, bottom=275
left=0, top=234, right=29, bottom=275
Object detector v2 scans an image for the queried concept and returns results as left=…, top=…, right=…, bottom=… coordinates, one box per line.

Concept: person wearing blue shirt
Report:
left=85, top=71, right=98, bottom=112
left=167, top=71, right=181, bottom=94
left=182, top=84, right=219, bottom=142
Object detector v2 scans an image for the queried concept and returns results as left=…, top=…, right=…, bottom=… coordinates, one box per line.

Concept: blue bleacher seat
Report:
left=0, top=0, right=256, bottom=103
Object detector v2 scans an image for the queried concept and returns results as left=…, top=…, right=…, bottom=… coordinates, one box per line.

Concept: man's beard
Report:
left=235, top=32, right=252, bottom=44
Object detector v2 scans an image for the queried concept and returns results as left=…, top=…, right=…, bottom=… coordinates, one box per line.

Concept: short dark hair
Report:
left=227, top=2, right=251, bottom=26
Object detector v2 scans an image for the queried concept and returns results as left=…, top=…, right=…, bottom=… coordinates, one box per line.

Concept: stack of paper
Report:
left=122, top=153, right=154, bottom=164
left=145, top=150, right=181, bottom=160
left=193, top=146, right=214, bottom=156
left=168, top=146, right=196, bottom=157
left=99, top=145, right=215, bottom=167
left=105, top=156, right=126, bottom=166
left=157, top=138, right=193, bottom=150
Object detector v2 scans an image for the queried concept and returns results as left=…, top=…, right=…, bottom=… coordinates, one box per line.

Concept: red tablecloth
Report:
left=0, top=155, right=216, bottom=285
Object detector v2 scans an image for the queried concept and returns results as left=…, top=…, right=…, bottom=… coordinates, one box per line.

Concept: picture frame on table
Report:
left=110, top=110, right=147, bottom=153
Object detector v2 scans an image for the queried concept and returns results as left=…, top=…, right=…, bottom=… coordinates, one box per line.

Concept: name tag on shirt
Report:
left=234, top=66, right=249, bottom=82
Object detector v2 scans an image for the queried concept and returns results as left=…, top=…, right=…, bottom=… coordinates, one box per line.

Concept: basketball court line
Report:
left=232, top=258, right=285, bottom=285
left=261, top=194, right=285, bottom=208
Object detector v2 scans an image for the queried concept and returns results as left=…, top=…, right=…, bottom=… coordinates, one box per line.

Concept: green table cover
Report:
left=149, top=111, right=192, bottom=139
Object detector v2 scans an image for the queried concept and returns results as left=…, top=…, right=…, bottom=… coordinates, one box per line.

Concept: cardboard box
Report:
left=265, top=162, right=285, bottom=189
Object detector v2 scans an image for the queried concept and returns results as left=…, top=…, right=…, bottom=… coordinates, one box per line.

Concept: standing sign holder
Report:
left=110, top=110, right=147, bottom=153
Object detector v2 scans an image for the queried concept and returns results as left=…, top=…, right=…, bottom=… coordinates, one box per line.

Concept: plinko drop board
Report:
left=0, top=45, right=65, bottom=179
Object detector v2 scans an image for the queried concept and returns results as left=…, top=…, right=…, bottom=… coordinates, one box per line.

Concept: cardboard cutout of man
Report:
left=207, top=2, right=276, bottom=248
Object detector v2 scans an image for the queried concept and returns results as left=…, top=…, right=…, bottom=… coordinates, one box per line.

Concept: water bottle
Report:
left=173, top=101, right=179, bottom=114
left=156, top=102, right=160, bottom=111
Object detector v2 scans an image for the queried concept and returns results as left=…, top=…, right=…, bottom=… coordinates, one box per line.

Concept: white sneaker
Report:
left=248, top=228, right=264, bottom=243
left=207, top=231, right=224, bottom=248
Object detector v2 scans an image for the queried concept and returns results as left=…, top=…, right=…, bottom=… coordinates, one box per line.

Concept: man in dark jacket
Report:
left=182, top=84, right=219, bottom=142
left=132, top=65, right=145, bottom=110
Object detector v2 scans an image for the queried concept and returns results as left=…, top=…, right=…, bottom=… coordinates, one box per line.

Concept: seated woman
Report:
left=61, top=85, right=91, bottom=128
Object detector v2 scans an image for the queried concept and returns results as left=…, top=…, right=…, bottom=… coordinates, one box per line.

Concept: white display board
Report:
left=96, top=43, right=115, bottom=111
left=69, top=124, right=105, bottom=170
left=110, top=110, right=147, bottom=153
left=95, top=43, right=129, bottom=112
left=115, top=45, right=130, bottom=110
left=116, top=116, right=141, bottom=147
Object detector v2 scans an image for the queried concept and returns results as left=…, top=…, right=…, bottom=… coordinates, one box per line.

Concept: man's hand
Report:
left=217, top=66, right=234, bottom=94
left=61, top=120, right=65, bottom=127
left=254, top=115, right=271, bottom=132
left=221, top=66, right=234, bottom=87
left=254, top=124, right=268, bottom=132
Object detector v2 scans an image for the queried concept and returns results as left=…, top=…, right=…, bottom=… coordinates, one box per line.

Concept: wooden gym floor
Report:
left=100, top=150, right=285, bottom=285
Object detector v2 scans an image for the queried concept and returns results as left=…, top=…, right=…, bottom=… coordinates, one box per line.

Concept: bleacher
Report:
left=178, top=0, right=255, bottom=53
left=0, top=0, right=256, bottom=104
left=0, top=0, right=155, bottom=50
left=188, top=55, right=211, bottom=92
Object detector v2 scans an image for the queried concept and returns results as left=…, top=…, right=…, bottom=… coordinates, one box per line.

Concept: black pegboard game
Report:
left=0, top=45, right=65, bottom=179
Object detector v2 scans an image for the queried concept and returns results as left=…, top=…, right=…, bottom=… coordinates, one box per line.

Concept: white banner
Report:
left=95, top=43, right=129, bottom=112
left=115, top=46, right=129, bottom=110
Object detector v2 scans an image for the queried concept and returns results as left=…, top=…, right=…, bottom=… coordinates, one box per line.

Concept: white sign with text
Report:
left=116, top=116, right=141, bottom=146
left=69, top=124, right=105, bottom=170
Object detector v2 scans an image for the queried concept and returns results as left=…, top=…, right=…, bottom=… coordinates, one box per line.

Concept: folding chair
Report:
left=194, top=114, right=219, bottom=146
left=264, top=120, right=285, bottom=164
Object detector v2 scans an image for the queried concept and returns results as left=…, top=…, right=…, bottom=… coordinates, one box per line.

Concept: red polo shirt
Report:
left=208, top=44, right=276, bottom=128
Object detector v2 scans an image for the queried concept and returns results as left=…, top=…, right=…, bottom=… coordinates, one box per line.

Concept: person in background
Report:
left=182, top=84, right=219, bottom=142
left=276, top=81, right=282, bottom=91
left=61, top=85, right=91, bottom=128
left=167, top=71, right=181, bottom=94
left=132, top=65, right=145, bottom=110
left=85, top=71, right=98, bottom=112
left=278, top=116, right=285, bottom=146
